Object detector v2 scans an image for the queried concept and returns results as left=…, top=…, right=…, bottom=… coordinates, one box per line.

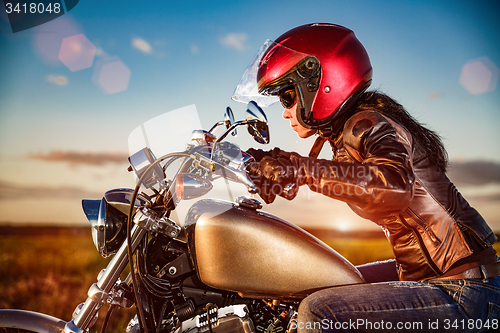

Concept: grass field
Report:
left=0, top=227, right=135, bottom=332
left=0, top=226, right=498, bottom=333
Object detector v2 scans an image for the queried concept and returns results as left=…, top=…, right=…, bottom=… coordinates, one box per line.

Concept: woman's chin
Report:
left=296, top=130, right=316, bottom=139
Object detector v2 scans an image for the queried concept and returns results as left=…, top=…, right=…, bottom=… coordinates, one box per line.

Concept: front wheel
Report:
left=0, top=310, right=67, bottom=333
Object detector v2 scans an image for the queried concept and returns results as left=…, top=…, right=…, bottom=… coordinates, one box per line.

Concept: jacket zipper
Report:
left=457, top=222, right=491, bottom=249
left=406, top=207, right=442, bottom=247
left=399, top=214, right=442, bottom=276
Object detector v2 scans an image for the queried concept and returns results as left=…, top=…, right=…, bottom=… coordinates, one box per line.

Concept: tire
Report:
left=0, top=310, right=66, bottom=333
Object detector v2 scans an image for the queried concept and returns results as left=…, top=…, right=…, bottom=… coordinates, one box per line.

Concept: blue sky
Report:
left=0, top=0, right=499, bottom=231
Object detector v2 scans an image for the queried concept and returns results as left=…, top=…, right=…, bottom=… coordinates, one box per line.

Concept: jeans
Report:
left=296, top=274, right=500, bottom=332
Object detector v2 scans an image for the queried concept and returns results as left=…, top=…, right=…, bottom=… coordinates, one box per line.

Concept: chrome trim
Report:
left=134, top=208, right=181, bottom=238
left=176, top=173, right=213, bottom=200
left=64, top=319, right=84, bottom=333
left=84, top=189, right=149, bottom=258
left=0, top=310, right=66, bottom=333
left=72, top=223, right=147, bottom=330
left=128, top=147, right=164, bottom=189
left=178, top=304, right=254, bottom=332
left=236, top=196, right=262, bottom=210
left=187, top=142, right=257, bottom=194
left=87, top=282, right=134, bottom=308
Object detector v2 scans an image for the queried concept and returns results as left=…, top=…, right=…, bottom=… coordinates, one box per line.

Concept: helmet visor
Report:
left=231, top=39, right=312, bottom=107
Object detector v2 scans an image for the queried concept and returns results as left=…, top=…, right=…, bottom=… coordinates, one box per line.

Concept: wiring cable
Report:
left=127, top=152, right=191, bottom=333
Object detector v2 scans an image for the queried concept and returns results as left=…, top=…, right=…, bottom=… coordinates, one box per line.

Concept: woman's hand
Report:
left=247, top=155, right=299, bottom=204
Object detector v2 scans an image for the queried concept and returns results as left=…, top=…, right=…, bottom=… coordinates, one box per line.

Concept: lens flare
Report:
left=459, top=56, right=499, bottom=95
left=92, top=57, right=131, bottom=94
left=58, top=34, right=96, bottom=72
left=31, top=15, right=81, bottom=65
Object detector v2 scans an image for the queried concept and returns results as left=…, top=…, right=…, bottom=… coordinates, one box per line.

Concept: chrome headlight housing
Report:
left=82, top=189, right=148, bottom=258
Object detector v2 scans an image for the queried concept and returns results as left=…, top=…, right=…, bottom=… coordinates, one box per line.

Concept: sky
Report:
left=0, top=0, right=499, bottom=232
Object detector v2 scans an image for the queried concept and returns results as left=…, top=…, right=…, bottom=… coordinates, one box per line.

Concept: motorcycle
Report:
left=0, top=101, right=365, bottom=333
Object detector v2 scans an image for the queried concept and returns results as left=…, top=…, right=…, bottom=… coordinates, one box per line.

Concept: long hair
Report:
left=353, top=91, right=448, bottom=172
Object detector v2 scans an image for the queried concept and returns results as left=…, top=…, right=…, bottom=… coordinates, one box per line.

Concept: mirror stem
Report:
left=209, top=119, right=257, bottom=170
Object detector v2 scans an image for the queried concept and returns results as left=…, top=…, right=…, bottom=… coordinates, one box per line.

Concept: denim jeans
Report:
left=296, top=275, right=500, bottom=332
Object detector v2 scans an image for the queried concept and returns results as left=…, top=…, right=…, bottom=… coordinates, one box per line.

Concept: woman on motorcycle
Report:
left=234, top=23, right=500, bottom=332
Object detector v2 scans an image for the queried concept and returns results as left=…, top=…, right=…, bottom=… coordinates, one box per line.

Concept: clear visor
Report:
left=231, top=39, right=311, bottom=107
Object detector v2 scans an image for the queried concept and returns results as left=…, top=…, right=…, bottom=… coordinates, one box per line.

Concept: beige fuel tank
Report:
left=184, top=199, right=364, bottom=298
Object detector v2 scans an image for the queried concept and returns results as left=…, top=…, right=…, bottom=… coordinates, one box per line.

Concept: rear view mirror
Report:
left=225, top=107, right=237, bottom=136
left=245, top=101, right=270, bottom=144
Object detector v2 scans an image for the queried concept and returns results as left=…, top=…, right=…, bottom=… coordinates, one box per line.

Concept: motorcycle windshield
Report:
left=127, top=104, right=249, bottom=226
left=128, top=104, right=202, bottom=158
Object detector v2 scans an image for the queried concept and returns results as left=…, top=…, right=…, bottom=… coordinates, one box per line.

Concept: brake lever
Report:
left=281, top=182, right=298, bottom=200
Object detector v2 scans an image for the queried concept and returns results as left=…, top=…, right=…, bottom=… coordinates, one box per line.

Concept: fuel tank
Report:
left=184, top=199, right=364, bottom=299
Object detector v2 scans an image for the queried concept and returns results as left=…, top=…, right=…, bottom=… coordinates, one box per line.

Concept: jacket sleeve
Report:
left=291, top=111, right=415, bottom=218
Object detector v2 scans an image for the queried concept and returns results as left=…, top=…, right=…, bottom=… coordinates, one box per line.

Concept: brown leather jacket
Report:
left=290, top=110, right=497, bottom=281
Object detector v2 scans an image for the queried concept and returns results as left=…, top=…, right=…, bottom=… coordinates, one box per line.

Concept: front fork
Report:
left=64, top=224, right=147, bottom=333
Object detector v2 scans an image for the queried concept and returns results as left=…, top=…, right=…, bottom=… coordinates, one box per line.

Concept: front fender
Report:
left=0, top=310, right=66, bottom=333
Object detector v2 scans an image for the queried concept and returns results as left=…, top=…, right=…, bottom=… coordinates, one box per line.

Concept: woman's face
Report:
left=282, top=103, right=316, bottom=139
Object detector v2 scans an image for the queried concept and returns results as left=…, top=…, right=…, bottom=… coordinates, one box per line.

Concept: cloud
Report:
left=219, top=32, right=248, bottom=52
left=95, top=47, right=109, bottom=58
left=467, top=193, right=500, bottom=203
left=46, top=75, right=68, bottom=86
left=28, top=151, right=129, bottom=166
left=447, top=160, right=500, bottom=186
left=428, top=91, right=445, bottom=100
left=132, top=37, right=153, bottom=54
left=0, top=181, right=102, bottom=200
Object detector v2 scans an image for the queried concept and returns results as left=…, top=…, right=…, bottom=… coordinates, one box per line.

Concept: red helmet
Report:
left=233, top=23, right=372, bottom=129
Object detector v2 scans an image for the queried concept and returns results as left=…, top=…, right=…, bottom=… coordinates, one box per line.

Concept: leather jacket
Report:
left=289, top=110, right=497, bottom=281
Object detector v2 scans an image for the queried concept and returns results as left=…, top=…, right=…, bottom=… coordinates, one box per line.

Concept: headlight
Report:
left=82, top=189, right=148, bottom=258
